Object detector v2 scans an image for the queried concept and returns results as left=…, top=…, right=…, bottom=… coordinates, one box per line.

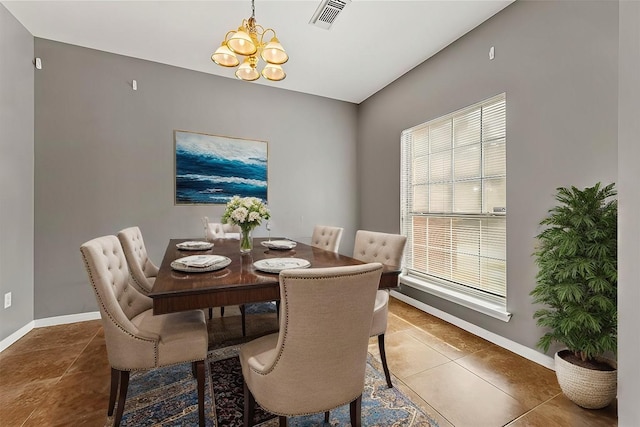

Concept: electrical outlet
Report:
left=4, top=292, right=11, bottom=309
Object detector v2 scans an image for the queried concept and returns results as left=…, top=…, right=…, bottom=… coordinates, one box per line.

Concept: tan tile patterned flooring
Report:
left=0, top=298, right=617, bottom=426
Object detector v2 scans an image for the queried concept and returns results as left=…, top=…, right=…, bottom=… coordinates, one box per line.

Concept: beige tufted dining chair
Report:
left=207, top=221, right=226, bottom=239
left=203, top=216, right=241, bottom=240
left=80, top=235, right=208, bottom=427
left=240, top=263, right=383, bottom=427
left=117, top=226, right=159, bottom=295
left=352, top=230, right=407, bottom=389
left=310, top=225, right=344, bottom=253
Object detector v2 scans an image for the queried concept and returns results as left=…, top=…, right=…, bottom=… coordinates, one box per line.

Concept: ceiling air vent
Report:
left=309, top=0, right=351, bottom=30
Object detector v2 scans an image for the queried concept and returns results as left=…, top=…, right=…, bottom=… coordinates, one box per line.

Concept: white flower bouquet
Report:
left=222, top=196, right=270, bottom=230
left=221, top=196, right=270, bottom=252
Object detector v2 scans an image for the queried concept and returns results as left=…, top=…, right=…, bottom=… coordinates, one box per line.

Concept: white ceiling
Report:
left=3, top=0, right=513, bottom=104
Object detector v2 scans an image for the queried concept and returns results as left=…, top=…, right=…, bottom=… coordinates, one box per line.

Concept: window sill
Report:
left=399, top=274, right=512, bottom=322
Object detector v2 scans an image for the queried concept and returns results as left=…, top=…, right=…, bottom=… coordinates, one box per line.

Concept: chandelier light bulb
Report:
left=261, top=63, right=286, bottom=81
left=261, top=37, right=288, bottom=65
left=235, top=58, right=260, bottom=81
left=228, top=28, right=257, bottom=56
left=211, top=43, right=239, bottom=67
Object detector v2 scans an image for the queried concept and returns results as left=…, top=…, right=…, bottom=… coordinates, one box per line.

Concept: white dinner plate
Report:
left=260, top=240, right=297, bottom=250
left=171, top=255, right=231, bottom=273
left=253, top=258, right=311, bottom=274
left=176, top=241, right=214, bottom=251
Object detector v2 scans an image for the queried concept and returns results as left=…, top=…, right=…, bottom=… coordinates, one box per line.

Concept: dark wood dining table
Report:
left=149, top=237, right=401, bottom=315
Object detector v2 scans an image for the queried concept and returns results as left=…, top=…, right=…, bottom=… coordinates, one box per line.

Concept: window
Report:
left=400, top=94, right=508, bottom=319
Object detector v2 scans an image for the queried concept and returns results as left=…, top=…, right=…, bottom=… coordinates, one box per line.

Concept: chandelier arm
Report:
left=262, top=28, right=277, bottom=41
left=222, top=30, right=236, bottom=43
left=252, top=24, right=269, bottom=45
left=253, top=24, right=265, bottom=35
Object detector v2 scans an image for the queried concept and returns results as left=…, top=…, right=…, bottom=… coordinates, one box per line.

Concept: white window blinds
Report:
left=401, top=94, right=506, bottom=305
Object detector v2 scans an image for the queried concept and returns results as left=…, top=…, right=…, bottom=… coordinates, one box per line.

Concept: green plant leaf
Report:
left=530, top=182, right=617, bottom=362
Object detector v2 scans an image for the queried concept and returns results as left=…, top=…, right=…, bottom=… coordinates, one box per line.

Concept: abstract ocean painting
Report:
left=174, top=130, right=268, bottom=204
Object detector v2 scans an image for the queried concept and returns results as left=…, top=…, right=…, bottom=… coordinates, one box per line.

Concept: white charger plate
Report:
left=253, top=258, right=310, bottom=273
left=176, top=241, right=214, bottom=251
left=261, top=240, right=297, bottom=250
left=171, top=255, right=231, bottom=273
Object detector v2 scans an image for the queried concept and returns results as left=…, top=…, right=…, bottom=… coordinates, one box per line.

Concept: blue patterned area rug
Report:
left=108, top=345, right=439, bottom=427
left=243, top=301, right=278, bottom=315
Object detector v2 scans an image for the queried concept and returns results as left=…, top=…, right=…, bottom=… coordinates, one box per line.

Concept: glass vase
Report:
left=240, top=227, right=253, bottom=254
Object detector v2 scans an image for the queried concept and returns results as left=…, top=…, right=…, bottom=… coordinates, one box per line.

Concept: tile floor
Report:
left=0, top=298, right=617, bottom=426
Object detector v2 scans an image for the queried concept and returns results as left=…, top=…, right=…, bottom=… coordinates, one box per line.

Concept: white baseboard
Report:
left=34, top=311, right=101, bottom=328
left=4, top=300, right=555, bottom=371
left=0, top=311, right=101, bottom=353
left=390, top=290, right=555, bottom=370
left=0, top=321, right=35, bottom=353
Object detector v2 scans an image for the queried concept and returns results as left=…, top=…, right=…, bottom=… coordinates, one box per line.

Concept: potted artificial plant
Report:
left=530, top=182, right=617, bottom=409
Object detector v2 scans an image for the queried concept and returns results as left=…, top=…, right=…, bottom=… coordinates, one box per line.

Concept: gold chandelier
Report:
left=211, top=0, right=288, bottom=82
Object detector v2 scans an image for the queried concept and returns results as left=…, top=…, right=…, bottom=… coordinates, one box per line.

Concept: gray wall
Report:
left=4, top=0, right=638, bottom=422
left=33, top=39, right=358, bottom=318
left=0, top=4, right=34, bottom=340
left=617, top=0, right=640, bottom=423
left=357, top=0, right=618, bottom=352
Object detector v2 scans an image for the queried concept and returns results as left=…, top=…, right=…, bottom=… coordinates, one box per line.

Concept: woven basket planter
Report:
left=554, top=350, right=617, bottom=409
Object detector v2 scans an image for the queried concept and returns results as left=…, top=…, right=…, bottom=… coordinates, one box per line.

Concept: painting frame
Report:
left=174, top=130, right=268, bottom=205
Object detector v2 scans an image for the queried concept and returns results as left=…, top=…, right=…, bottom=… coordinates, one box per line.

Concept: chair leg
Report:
left=108, top=367, right=119, bottom=416
left=209, top=307, right=225, bottom=319
left=279, top=416, right=288, bottom=427
left=114, top=370, right=129, bottom=427
left=194, top=360, right=205, bottom=427
left=243, top=381, right=256, bottom=427
left=240, top=304, right=247, bottom=337
left=349, top=395, right=362, bottom=427
left=324, top=411, right=330, bottom=423
left=378, top=334, right=393, bottom=388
